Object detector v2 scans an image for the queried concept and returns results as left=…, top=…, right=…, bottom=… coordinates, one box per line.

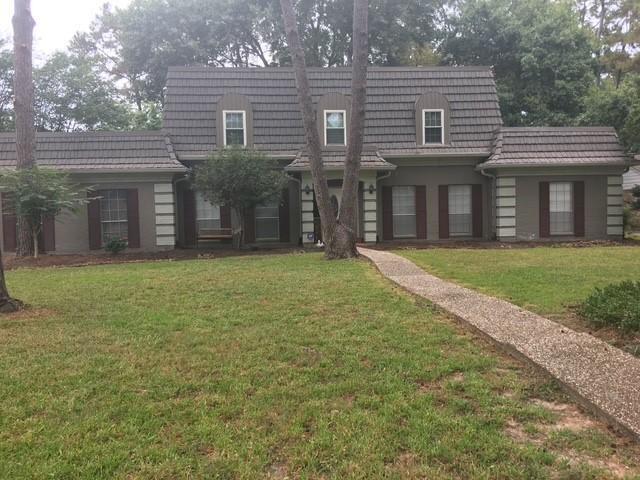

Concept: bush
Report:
left=104, top=238, right=127, bottom=255
left=579, top=281, right=640, bottom=332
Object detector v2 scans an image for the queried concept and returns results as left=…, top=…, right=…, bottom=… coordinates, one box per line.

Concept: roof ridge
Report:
left=499, top=126, right=617, bottom=132
left=167, top=65, right=494, bottom=72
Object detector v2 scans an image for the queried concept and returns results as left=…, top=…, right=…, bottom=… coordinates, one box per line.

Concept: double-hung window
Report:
left=195, top=193, right=221, bottom=231
left=392, top=186, right=416, bottom=238
left=448, top=185, right=472, bottom=236
left=550, top=182, right=573, bottom=235
left=423, top=109, right=444, bottom=144
left=100, top=189, right=128, bottom=245
left=255, top=202, right=279, bottom=241
left=324, top=110, right=346, bottom=145
left=223, top=110, right=246, bottom=146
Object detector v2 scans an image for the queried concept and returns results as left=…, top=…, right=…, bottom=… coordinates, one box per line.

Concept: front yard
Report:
left=1, top=253, right=639, bottom=478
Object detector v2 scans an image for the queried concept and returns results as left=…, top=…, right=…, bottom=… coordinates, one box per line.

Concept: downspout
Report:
left=478, top=167, right=497, bottom=240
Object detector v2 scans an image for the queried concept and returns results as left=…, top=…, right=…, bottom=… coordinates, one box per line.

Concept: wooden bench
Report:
left=197, top=227, right=233, bottom=246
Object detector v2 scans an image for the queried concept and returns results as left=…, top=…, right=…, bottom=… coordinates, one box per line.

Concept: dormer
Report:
left=415, top=92, right=450, bottom=145
left=316, top=93, right=350, bottom=148
left=216, top=93, right=253, bottom=148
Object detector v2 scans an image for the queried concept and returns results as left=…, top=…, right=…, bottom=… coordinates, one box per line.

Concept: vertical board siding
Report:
left=279, top=188, right=290, bottom=243
left=1, top=193, right=16, bottom=252
left=87, top=193, right=102, bottom=250
left=183, top=189, right=197, bottom=247
left=539, top=182, right=550, bottom=238
left=472, top=184, right=483, bottom=238
left=438, top=185, right=449, bottom=239
left=573, top=181, right=585, bottom=237
left=415, top=185, right=427, bottom=239
left=127, top=189, right=141, bottom=248
left=382, top=186, right=393, bottom=240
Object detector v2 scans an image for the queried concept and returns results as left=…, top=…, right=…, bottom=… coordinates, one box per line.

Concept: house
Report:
left=0, top=66, right=635, bottom=253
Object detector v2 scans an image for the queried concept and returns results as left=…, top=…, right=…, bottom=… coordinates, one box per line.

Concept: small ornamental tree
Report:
left=0, top=167, right=89, bottom=258
left=191, top=147, right=289, bottom=248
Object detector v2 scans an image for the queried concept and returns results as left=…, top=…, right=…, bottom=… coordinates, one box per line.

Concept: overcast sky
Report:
left=1, top=0, right=132, bottom=61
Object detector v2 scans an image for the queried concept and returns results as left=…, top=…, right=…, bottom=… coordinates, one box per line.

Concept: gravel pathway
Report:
left=359, top=247, right=640, bottom=440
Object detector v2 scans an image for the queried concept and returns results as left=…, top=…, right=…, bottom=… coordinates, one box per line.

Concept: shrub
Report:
left=105, top=238, right=127, bottom=255
left=579, top=281, right=640, bottom=333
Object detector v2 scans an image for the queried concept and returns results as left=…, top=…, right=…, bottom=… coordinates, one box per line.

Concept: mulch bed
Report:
left=370, top=239, right=639, bottom=251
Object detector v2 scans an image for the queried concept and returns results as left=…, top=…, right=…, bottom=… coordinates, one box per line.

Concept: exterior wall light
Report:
left=304, top=184, right=311, bottom=195
left=368, top=184, right=375, bottom=194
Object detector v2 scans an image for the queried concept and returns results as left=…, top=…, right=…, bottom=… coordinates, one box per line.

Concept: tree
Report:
left=0, top=42, right=14, bottom=131
left=191, top=147, right=289, bottom=248
left=0, top=167, right=89, bottom=258
left=12, top=0, right=36, bottom=257
left=280, top=0, right=368, bottom=259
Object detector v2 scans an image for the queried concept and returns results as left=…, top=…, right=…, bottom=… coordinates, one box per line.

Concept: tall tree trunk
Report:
left=0, top=248, right=22, bottom=313
left=280, top=0, right=369, bottom=259
left=12, top=0, right=35, bottom=257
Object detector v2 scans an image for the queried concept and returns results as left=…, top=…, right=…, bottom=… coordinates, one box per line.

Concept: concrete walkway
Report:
left=359, top=247, right=640, bottom=440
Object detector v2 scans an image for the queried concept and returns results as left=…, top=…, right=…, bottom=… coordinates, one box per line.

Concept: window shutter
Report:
left=183, top=189, right=197, bottom=247
left=472, top=184, right=483, bottom=238
left=87, top=193, right=102, bottom=250
left=42, top=215, right=56, bottom=252
left=1, top=192, right=16, bottom=252
left=573, top=181, right=585, bottom=237
left=438, top=185, right=449, bottom=239
left=244, top=207, right=256, bottom=243
left=539, top=182, right=550, bottom=238
left=220, top=205, right=231, bottom=229
left=415, top=185, right=427, bottom=239
left=279, top=188, right=290, bottom=243
left=126, top=189, right=141, bottom=248
left=382, top=186, right=393, bottom=240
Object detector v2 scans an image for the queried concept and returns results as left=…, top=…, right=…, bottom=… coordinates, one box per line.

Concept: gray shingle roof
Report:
left=0, top=132, right=186, bottom=172
left=478, top=127, right=631, bottom=169
left=163, top=66, right=502, bottom=158
left=285, top=150, right=396, bottom=171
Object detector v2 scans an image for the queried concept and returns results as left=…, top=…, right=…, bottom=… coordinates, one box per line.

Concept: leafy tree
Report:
left=0, top=167, right=89, bottom=258
left=442, top=0, right=597, bottom=126
left=0, top=43, right=14, bottom=131
left=191, top=147, right=288, bottom=248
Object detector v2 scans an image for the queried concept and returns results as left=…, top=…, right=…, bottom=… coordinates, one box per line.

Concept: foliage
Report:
left=191, top=147, right=288, bottom=246
left=0, top=254, right=635, bottom=477
left=0, top=167, right=89, bottom=257
left=0, top=46, right=13, bottom=131
left=104, top=237, right=128, bottom=255
left=579, top=280, right=640, bottom=332
left=631, top=185, right=640, bottom=210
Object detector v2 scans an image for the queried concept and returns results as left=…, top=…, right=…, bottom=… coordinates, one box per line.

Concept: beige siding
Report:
left=377, top=164, right=492, bottom=240
left=515, top=175, right=607, bottom=241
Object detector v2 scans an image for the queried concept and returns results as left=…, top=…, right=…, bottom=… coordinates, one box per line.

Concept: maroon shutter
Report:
left=126, top=189, right=140, bottom=248
left=87, top=193, right=102, bottom=250
left=42, top=215, right=55, bottom=252
left=244, top=207, right=255, bottom=243
left=279, top=188, right=290, bottom=243
left=1, top=192, right=16, bottom=252
left=472, top=184, right=483, bottom=238
left=220, top=205, right=231, bottom=229
left=539, top=182, right=550, bottom=238
left=415, top=185, right=427, bottom=239
left=573, top=181, right=585, bottom=237
left=438, top=185, right=449, bottom=239
left=183, top=189, right=197, bottom=247
left=382, top=186, right=393, bottom=240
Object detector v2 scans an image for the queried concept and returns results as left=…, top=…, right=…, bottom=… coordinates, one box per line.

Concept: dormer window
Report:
left=324, top=110, right=346, bottom=146
left=423, top=109, right=444, bottom=144
left=223, top=110, right=246, bottom=146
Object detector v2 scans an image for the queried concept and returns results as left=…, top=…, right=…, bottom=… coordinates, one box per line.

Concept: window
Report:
left=255, top=202, right=279, bottom=241
left=195, top=193, right=221, bottom=230
left=392, top=186, right=416, bottom=238
left=324, top=110, right=346, bottom=145
left=449, top=185, right=472, bottom=236
left=100, top=189, right=128, bottom=245
left=223, top=110, right=246, bottom=146
left=550, top=182, right=573, bottom=235
left=423, top=109, right=444, bottom=144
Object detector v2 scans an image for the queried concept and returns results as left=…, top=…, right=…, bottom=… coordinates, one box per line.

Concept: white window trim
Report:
left=448, top=184, right=472, bottom=237
left=549, top=182, right=574, bottom=236
left=392, top=186, right=417, bottom=239
left=324, top=109, right=347, bottom=146
left=222, top=110, right=247, bottom=147
left=422, top=109, right=444, bottom=145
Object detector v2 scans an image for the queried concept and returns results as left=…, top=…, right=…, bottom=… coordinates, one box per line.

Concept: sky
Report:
left=1, top=0, right=132, bottom=62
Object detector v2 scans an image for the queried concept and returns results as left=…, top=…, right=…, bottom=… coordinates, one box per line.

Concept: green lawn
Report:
left=1, top=254, right=638, bottom=478
left=398, top=246, right=640, bottom=316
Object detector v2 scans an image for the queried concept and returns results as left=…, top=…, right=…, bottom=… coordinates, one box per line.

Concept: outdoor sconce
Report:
left=368, top=184, right=375, bottom=194
left=304, top=184, right=311, bottom=195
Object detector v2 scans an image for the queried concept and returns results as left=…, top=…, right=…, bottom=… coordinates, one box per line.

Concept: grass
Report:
left=398, top=246, right=640, bottom=316
left=0, top=253, right=639, bottom=479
